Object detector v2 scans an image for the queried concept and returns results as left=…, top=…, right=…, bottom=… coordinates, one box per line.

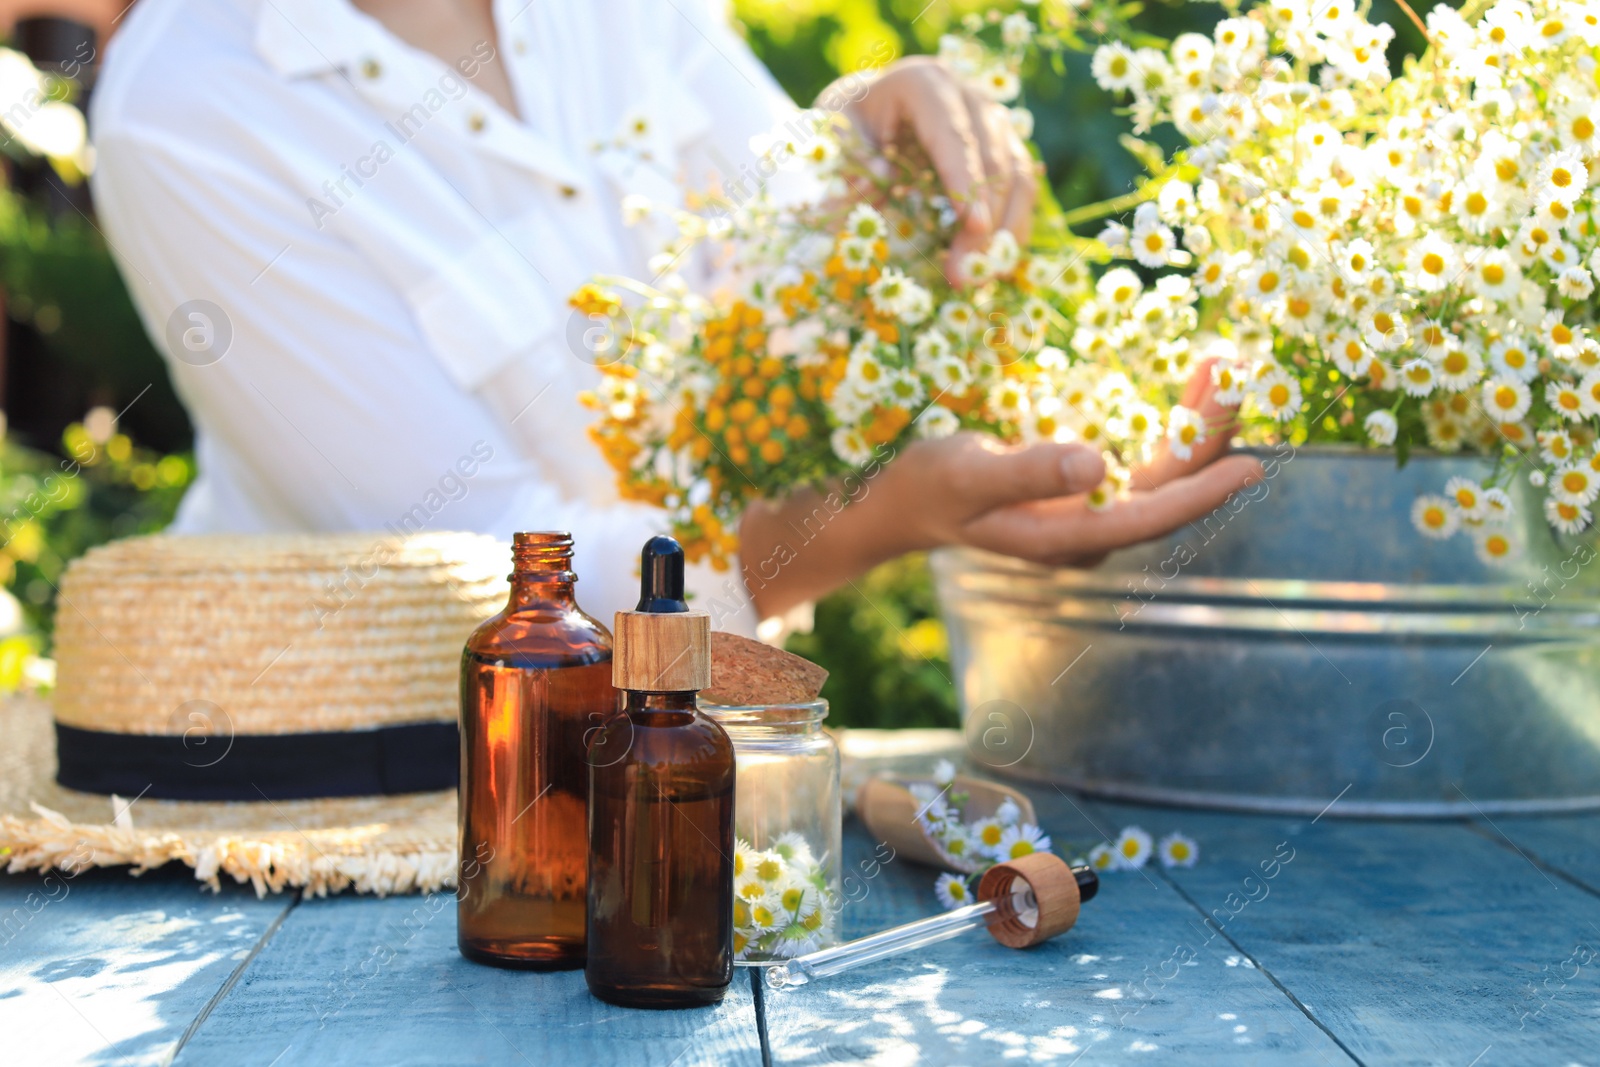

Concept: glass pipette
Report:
left=764, top=860, right=1098, bottom=990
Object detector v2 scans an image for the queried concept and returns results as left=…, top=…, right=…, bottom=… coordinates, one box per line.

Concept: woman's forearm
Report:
left=737, top=447, right=930, bottom=619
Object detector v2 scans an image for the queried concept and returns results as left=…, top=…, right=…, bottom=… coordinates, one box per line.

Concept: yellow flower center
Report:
left=1563, top=471, right=1588, bottom=493
left=1465, top=192, right=1488, bottom=216
left=1257, top=271, right=1281, bottom=294
left=1268, top=383, right=1291, bottom=406
left=1553, top=324, right=1574, bottom=345
left=1422, top=252, right=1445, bottom=276
left=1145, top=232, right=1166, bottom=252
left=756, top=858, right=784, bottom=882
left=1485, top=535, right=1511, bottom=557
left=1482, top=264, right=1505, bottom=285
left=1423, top=506, right=1447, bottom=529
left=981, top=824, right=1004, bottom=846
left=1494, top=386, right=1518, bottom=410
left=1455, top=488, right=1477, bottom=508
left=1552, top=168, right=1574, bottom=189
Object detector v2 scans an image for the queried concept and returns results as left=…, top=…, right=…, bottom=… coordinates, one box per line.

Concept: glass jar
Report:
left=699, top=699, right=842, bottom=961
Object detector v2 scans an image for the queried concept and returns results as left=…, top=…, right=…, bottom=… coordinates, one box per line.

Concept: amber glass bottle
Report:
left=586, top=537, right=735, bottom=1008
left=458, top=532, right=614, bottom=969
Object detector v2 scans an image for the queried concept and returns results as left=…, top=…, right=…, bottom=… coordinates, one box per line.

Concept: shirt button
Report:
left=360, top=58, right=381, bottom=79
left=560, top=185, right=579, bottom=199
left=468, top=112, right=487, bottom=133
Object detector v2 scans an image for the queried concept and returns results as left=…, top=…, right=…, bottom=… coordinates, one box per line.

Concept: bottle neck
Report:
left=624, top=689, right=700, bottom=724
left=508, top=532, right=578, bottom=609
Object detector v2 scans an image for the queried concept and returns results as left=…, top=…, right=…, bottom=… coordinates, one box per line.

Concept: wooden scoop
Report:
left=856, top=773, right=1037, bottom=874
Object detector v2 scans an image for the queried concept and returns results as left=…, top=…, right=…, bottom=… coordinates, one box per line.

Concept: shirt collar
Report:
left=255, top=0, right=380, bottom=79
left=254, top=0, right=589, bottom=191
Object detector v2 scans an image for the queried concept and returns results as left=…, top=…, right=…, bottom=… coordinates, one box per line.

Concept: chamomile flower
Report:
left=1211, top=360, right=1246, bottom=406
left=1089, top=842, right=1121, bottom=872
left=1407, top=234, right=1458, bottom=292
left=1365, top=409, right=1399, bottom=445
left=1539, top=429, right=1576, bottom=465
left=1114, top=826, right=1154, bottom=869
left=1132, top=217, right=1180, bottom=268
left=1482, top=487, right=1515, bottom=523
left=1538, top=150, right=1589, bottom=204
left=1436, top=346, right=1484, bottom=391
left=939, top=301, right=978, bottom=337
left=733, top=840, right=757, bottom=881
left=1158, top=832, right=1199, bottom=869
left=1558, top=267, right=1595, bottom=300
left=778, top=879, right=822, bottom=921
left=1551, top=464, right=1600, bottom=506
left=1411, top=494, right=1460, bottom=539
left=1092, top=43, right=1140, bottom=92
left=935, top=872, right=973, bottom=910
left=747, top=894, right=784, bottom=933
left=1481, top=376, right=1532, bottom=422
left=995, top=797, right=1022, bottom=826
left=1097, top=267, right=1144, bottom=309
left=1579, top=369, right=1600, bottom=416
left=1470, top=249, right=1522, bottom=301
left=1445, top=476, right=1488, bottom=520
left=845, top=204, right=886, bottom=242
left=916, top=405, right=961, bottom=440
left=1252, top=369, right=1303, bottom=420
left=1473, top=528, right=1516, bottom=564
left=996, top=823, right=1052, bottom=861
left=837, top=236, right=875, bottom=272
left=970, top=818, right=1007, bottom=857
left=939, top=825, right=978, bottom=866
left=1547, top=379, right=1587, bottom=421
left=1167, top=405, right=1209, bottom=461
left=1541, top=311, right=1583, bottom=361
left=1490, top=336, right=1539, bottom=381
left=1545, top=496, right=1592, bottom=534
left=1399, top=359, right=1438, bottom=397
left=987, top=230, right=1022, bottom=276
left=962, top=250, right=996, bottom=284
left=771, top=831, right=816, bottom=869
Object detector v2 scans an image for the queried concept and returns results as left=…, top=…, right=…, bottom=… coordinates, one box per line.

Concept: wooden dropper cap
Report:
left=613, top=536, right=711, bottom=692
left=976, top=852, right=1099, bottom=949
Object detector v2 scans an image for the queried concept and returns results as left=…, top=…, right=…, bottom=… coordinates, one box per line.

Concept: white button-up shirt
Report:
left=90, top=0, right=795, bottom=632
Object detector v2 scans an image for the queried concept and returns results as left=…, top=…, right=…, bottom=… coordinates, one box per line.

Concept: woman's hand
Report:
left=827, top=56, right=1036, bottom=283
left=739, top=362, right=1263, bottom=619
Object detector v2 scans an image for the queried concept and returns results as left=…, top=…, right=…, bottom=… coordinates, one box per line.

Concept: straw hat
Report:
left=0, top=532, right=507, bottom=896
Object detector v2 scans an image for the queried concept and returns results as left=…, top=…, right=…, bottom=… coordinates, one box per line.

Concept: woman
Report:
left=90, top=0, right=1260, bottom=633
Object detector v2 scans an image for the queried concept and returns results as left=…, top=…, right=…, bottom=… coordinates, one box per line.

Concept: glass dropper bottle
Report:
left=765, top=853, right=1098, bottom=990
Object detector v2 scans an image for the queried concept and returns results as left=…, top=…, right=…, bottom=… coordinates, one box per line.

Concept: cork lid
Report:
left=612, top=536, right=711, bottom=692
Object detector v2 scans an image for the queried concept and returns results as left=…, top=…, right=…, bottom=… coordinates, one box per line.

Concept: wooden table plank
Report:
left=1481, top=812, right=1600, bottom=895
left=172, top=885, right=765, bottom=1067
left=759, top=802, right=1351, bottom=1065
left=1088, top=799, right=1600, bottom=1066
left=0, top=866, right=295, bottom=1067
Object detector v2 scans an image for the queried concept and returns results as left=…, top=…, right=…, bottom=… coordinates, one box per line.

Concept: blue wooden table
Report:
left=5, top=786, right=1598, bottom=1065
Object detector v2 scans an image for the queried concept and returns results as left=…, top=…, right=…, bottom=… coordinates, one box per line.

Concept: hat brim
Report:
left=0, top=696, right=455, bottom=897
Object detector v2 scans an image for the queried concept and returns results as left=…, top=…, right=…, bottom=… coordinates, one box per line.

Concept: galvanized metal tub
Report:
left=932, top=445, right=1600, bottom=817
